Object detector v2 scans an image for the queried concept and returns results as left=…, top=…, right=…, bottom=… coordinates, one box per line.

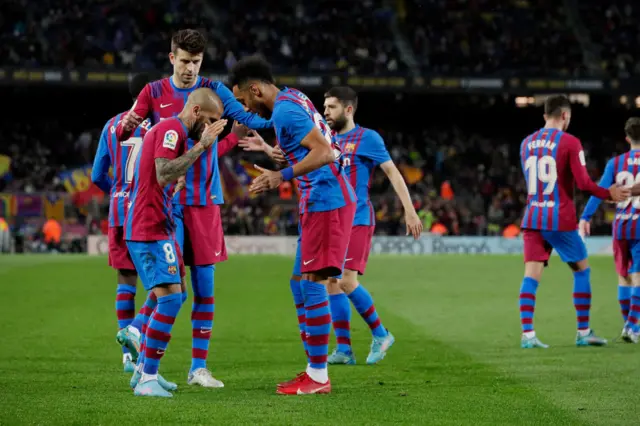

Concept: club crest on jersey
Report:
left=344, top=143, right=356, bottom=153
left=163, top=130, right=178, bottom=150
left=167, top=265, right=177, bottom=275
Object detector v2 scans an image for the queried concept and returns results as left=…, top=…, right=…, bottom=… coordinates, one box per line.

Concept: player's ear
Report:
left=192, top=104, right=201, bottom=117
left=169, top=52, right=175, bottom=65
left=627, top=136, right=632, bottom=145
left=249, top=83, right=261, bottom=97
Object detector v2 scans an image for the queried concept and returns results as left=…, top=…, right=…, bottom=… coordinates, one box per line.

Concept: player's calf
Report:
left=328, top=277, right=354, bottom=361
left=115, top=270, right=137, bottom=367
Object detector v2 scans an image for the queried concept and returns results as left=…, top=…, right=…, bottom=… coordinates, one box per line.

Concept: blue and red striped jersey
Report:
left=117, top=76, right=272, bottom=206
left=335, top=125, right=391, bottom=226
left=125, top=118, right=189, bottom=241
left=581, top=149, right=640, bottom=240
left=520, top=128, right=610, bottom=231
left=273, top=88, right=356, bottom=214
left=91, top=111, right=151, bottom=227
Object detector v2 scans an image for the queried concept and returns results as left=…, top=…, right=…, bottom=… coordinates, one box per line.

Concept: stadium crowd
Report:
left=5, top=0, right=640, bottom=77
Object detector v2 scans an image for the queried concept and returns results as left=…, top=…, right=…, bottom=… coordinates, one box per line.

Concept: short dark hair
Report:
left=544, top=95, right=571, bottom=118
left=171, top=29, right=206, bottom=54
left=129, top=73, right=150, bottom=100
left=229, top=55, right=275, bottom=87
left=625, top=117, right=640, bottom=143
left=324, top=86, right=358, bottom=111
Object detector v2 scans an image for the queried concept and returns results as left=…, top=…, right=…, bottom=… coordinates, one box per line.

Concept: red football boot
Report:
left=276, top=373, right=331, bottom=395
left=277, top=372, right=306, bottom=388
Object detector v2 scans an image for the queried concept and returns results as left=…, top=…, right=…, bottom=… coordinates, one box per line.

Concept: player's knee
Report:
left=569, top=259, right=589, bottom=272
left=327, top=277, right=342, bottom=294
left=117, top=269, right=138, bottom=286
left=620, top=275, right=632, bottom=286
left=524, top=262, right=544, bottom=281
left=630, top=272, right=640, bottom=287
left=339, top=271, right=358, bottom=294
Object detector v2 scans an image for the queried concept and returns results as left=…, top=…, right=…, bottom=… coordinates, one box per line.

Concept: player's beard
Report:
left=254, top=102, right=272, bottom=120
left=190, top=121, right=206, bottom=140
left=330, top=115, right=348, bottom=133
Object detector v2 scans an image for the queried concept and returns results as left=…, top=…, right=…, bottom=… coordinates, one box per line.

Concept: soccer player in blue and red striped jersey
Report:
left=91, top=73, right=151, bottom=373
left=116, top=29, right=270, bottom=388
left=580, top=117, right=640, bottom=343
left=231, top=55, right=356, bottom=395
left=125, top=88, right=228, bottom=397
left=518, top=95, right=629, bottom=349
left=322, top=87, right=422, bottom=365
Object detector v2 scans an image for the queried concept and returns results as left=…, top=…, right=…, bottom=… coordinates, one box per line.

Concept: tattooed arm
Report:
left=155, top=144, right=206, bottom=187
left=155, top=119, right=228, bottom=187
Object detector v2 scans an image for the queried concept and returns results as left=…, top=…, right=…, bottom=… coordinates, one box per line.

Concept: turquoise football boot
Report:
left=576, top=330, right=607, bottom=347
left=130, top=369, right=178, bottom=391
left=366, top=331, right=395, bottom=365
left=123, top=357, right=135, bottom=373
left=134, top=380, right=173, bottom=398
left=327, top=348, right=356, bottom=365
left=116, top=326, right=140, bottom=363
left=521, top=335, right=549, bottom=349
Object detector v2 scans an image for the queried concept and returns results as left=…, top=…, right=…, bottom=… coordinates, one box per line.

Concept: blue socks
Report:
left=329, top=293, right=352, bottom=353
left=348, top=285, right=387, bottom=338
left=573, top=268, right=592, bottom=331
left=115, top=284, right=136, bottom=353
left=302, top=280, right=331, bottom=370
left=619, top=285, right=632, bottom=323
left=143, top=293, right=184, bottom=375
left=519, top=277, right=538, bottom=333
left=290, top=279, right=309, bottom=360
left=190, top=265, right=215, bottom=372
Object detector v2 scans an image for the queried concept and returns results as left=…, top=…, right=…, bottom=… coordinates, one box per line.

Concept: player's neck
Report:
left=631, top=144, right=640, bottom=151
left=171, top=74, right=197, bottom=90
left=543, top=120, right=565, bottom=131
left=264, top=85, right=280, bottom=112
left=337, top=120, right=356, bottom=135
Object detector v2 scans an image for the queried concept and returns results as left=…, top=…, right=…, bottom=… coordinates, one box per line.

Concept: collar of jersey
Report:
left=170, top=76, right=201, bottom=92
left=338, top=124, right=361, bottom=137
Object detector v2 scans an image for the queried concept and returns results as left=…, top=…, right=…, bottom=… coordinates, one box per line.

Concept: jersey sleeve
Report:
left=208, top=82, right=273, bottom=129
left=91, top=124, right=113, bottom=193
left=217, top=133, right=239, bottom=157
left=360, top=130, right=392, bottom=165
left=154, top=125, right=184, bottom=161
left=272, top=102, right=315, bottom=148
left=566, top=136, right=610, bottom=200
left=116, top=84, right=152, bottom=139
left=580, top=159, right=615, bottom=220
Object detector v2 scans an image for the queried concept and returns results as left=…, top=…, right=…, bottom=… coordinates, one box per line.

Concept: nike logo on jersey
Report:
left=345, top=258, right=353, bottom=262
left=215, top=251, right=222, bottom=256
left=160, top=103, right=172, bottom=108
left=303, top=259, right=315, bottom=265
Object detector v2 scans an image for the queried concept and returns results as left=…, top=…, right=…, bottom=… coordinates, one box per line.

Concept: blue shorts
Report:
left=523, top=229, right=588, bottom=265
left=292, top=224, right=344, bottom=279
left=613, top=238, right=640, bottom=277
left=126, top=240, right=183, bottom=291
left=172, top=204, right=185, bottom=254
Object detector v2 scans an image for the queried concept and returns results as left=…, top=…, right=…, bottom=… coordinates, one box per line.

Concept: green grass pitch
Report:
left=1, top=254, right=639, bottom=425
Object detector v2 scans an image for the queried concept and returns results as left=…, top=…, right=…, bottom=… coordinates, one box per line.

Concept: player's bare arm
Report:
left=380, top=160, right=423, bottom=239
left=156, top=119, right=227, bottom=186
left=250, top=127, right=333, bottom=194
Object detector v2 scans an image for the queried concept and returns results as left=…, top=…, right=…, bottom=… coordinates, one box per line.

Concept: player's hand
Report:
left=200, top=119, right=228, bottom=149
left=238, top=130, right=267, bottom=152
left=122, top=111, right=142, bottom=131
left=578, top=219, right=591, bottom=237
left=271, top=146, right=288, bottom=167
left=231, top=121, right=250, bottom=139
left=609, top=184, right=631, bottom=202
left=173, top=176, right=186, bottom=196
left=405, top=211, right=423, bottom=240
left=250, top=165, right=283, bottom=194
